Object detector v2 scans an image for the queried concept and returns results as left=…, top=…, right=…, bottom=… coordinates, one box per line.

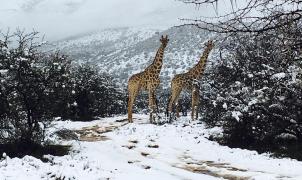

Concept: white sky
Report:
left=0, top=0, right=235, bottom=41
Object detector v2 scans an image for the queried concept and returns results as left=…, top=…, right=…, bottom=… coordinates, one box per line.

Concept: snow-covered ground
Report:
left=1, top=114, right=302, bottom=180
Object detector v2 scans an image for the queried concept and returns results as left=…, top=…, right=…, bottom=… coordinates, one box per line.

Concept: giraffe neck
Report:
left=148, top=44, right=166, bottom=73
left=188, top=46, right=213, bottom=79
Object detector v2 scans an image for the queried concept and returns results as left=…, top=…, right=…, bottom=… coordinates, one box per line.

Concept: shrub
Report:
left=68, top=63, right=127, bottom=121
left=0, top=30, right=72, bottom=145
left=200, top=20, right=302, bottom=159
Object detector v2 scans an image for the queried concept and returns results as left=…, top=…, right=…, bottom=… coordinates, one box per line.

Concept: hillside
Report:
left=50, top=26, right=214, bottom=86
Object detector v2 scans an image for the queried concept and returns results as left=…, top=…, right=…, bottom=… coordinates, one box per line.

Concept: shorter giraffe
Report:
left=167, top=40, right=214, bottom=120
left=127, top=35, right=169, bottom=123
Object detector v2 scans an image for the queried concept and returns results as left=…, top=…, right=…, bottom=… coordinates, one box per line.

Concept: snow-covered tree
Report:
left=200, top=19, right=302, bottom=158
left=0, top=30, right=72, bottom=145
left=69, top=63, right=126, bottom=121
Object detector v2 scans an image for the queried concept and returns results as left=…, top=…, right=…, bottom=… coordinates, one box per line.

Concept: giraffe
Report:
left=167, top=40, right=214, bottom=120
left=127, top=35, right=169, bottom=123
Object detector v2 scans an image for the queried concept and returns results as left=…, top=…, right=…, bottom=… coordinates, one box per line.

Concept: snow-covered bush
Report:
left=0, top=31, right=72, bottom=145
left=68, top=63, right=127, bottom=121
left=200, top=20, right=302, bottom=158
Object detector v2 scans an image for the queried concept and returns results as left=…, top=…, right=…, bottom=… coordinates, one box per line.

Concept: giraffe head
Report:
left=160, top=35, right=169, bottom=48
left=204, top=39, right=214, bottom=50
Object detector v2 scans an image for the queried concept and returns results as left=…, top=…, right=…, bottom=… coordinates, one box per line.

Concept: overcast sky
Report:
left=0, top=0, right=233, bottom=41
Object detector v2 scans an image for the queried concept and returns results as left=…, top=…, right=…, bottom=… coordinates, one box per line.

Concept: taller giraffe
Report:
left=128, top=35, right=169, bottom=123
left=167, top=40, right=214, bottom=120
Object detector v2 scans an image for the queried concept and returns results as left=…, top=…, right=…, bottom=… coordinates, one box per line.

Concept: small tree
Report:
left=0, top=30, right=72, bottom=145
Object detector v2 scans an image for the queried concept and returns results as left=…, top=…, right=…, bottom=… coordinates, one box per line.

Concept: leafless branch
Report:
left=179, top=0, right=302, bottom=33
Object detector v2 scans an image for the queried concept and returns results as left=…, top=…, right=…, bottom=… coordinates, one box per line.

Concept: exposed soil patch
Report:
left=174, top=164, right=250, bottom=180
left=128, top=160, right=140, bottom=164
left=141, top=152, right=150, bottom=157
left=76, top=124, right=116, bottom=134
left=57, top=121, right=128, bottom=142
left=185, top=160, right=248, bottom=172
left=129, top=140, right=138, bottom=144
left=79, top=135, right=110, bottom=142
left=122, top=145, right=136, bottom=149
left=127, top=160, right=140, bottom=164
left=174, top=155, right=250, bottom=180
left=115, top=118, right=128, bottom=123
left=74, top=125, right=112, bottom=142
left=147, top=144, right=159, bottom=148
left=142, top=165, right=151, bottom=169
left=276, top=175, right=292, bottom=179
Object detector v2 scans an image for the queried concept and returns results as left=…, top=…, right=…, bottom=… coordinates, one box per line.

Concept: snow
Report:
left=248, top=99, right=258, bottom=106
left=0, top=69, right=8, bottom=74
left=231, top=111, right=242, bottom=121
left=247, top=73, right=254, bottom=78
left=276, top=133, right=298, bottom=140
left=271, top=72, right=286, bottom=79
left=212, top=100, right=217, bottom=107
left=222, top=103, right=227, bottom=109
left=1, top=114, right=302, bottom=180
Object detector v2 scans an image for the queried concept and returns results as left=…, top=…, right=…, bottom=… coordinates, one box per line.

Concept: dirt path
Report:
left=57, top=118, right=128, bottom=142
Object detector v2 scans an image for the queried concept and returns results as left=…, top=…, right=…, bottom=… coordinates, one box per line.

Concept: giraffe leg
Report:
left=148, top=89, right=157, bottom=123
left=152, top=92, right=158, bottom=113
left=176, top=102, right=180, bottom=118
left=191, top=87, right=200, bottom=121
left=152, top=91, right=160, bottom=122
left=191, top=98, right=195, bottom=121
left=196, top=90, right=200, bottom=120
left=167, top=87, right=182, bottom=120
left=128, top=83, right=139, bottom=123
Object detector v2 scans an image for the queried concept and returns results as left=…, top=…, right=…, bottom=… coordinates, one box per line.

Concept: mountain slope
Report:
left=51, top=26, right=214, bottom=86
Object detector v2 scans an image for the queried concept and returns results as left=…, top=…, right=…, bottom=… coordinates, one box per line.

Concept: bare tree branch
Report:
left=179, top=0, right=302, bottom=33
